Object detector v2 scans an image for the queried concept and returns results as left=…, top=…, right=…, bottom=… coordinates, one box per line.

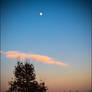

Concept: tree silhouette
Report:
left=7, top=61, right=47, bottom=92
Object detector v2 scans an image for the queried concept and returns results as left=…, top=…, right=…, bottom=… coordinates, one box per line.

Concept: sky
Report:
left=1, top=0, right=91, bottom=92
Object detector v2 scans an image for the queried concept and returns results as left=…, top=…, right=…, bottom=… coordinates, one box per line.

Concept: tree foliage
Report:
left=7, top=61, right=47, bottom=92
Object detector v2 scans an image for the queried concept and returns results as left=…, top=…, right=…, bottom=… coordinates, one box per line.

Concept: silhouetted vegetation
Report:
left=7, top=61, right=47, bottom=92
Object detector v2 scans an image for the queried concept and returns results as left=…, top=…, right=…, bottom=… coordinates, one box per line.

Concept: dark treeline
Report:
left=6, top=61, right=48, bottom=92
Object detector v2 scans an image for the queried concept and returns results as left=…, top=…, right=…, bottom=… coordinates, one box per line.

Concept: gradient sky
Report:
left=1, top=0, right=91, bottom=92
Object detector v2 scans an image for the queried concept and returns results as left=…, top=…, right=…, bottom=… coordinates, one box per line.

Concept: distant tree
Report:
left=75, top=90, right=79, bottom=92
left=64, top=90, right=66, bottom=92
left=7, top=61, right=47, bottom=92
left=69, top=90, right=72, bottom=92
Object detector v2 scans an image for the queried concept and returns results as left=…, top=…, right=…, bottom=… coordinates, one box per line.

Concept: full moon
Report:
left=40, top=12, right=43, bottom=16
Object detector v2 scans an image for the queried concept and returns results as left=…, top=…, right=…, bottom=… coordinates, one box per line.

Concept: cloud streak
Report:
left=0, top=51, right=67, bottom=66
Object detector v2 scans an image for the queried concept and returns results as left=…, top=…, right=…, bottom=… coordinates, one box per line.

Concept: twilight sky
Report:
left=1, top=0, right=91, bottom=92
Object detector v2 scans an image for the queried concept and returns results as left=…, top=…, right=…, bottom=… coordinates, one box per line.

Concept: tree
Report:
left=7, top=61, right=47, bottom=92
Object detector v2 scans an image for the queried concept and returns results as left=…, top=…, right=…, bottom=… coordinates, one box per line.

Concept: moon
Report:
left=40, top=12, right=43, bottom=16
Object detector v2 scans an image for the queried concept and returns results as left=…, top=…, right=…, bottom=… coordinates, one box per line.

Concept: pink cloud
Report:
left=0, top=51, right=68, bottom=66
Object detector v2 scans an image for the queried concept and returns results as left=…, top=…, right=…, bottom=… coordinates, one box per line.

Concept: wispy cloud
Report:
left=0, top=51, right=68, bottom=66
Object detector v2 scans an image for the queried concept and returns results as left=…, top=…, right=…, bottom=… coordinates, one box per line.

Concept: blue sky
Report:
left=1, top=0, right=91, bottom=92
